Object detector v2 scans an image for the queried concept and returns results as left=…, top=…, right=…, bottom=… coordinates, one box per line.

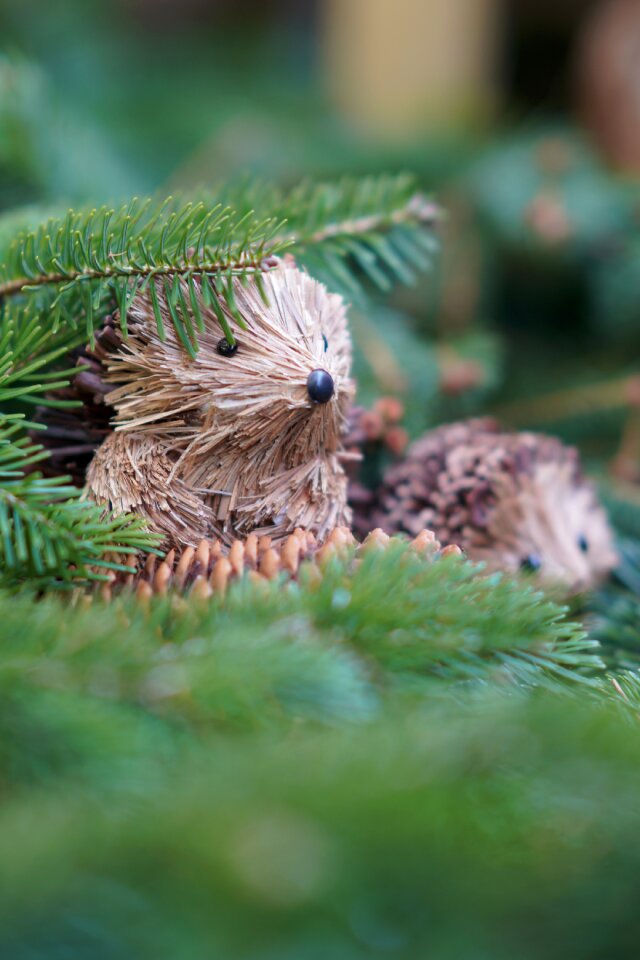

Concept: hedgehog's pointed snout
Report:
left=306, top=368, right=335, bottom=404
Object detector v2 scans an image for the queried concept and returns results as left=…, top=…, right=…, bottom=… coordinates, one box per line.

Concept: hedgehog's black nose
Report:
left=307, top=369, right=334, bottom=404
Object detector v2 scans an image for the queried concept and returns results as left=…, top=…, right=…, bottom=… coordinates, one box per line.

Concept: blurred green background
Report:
left=2, top=2, right=640, bottom=956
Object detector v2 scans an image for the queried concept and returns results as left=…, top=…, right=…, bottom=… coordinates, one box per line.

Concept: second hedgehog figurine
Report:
left=85, top=262, right=355, bottom=546
left=353, top=418, right=617, bottom=593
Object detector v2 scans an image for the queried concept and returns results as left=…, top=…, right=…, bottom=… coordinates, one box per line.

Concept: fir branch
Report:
left=0, top=543, right=601, bottom=737
left=0, top=298, right=84, bottom=406
left=295, top=544, right=601, bottom=691
left=221, top=173, right=440, bottom=296
left=0, top=415, right=161, bottom=587
left=1, top=690, right=639, bottom=957
left=0, top=175, right=439, bottom=350
left=0, top=197, right=286, bottom=351
left=605, top=671, right=640, bottom=714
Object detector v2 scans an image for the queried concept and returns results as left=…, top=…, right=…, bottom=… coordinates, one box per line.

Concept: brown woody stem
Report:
left=0, top=257, right=276, bottom=301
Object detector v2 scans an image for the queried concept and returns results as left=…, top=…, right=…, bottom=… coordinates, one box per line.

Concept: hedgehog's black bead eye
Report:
left=520, top=554, right=541, bottom=573
left=307, top=368, right=334, bottom=404
left=217, top=338, right=238, bottom=357
left=578, top=535, right=589, bottom=553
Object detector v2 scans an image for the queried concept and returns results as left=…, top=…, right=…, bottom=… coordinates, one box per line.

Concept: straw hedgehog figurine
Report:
left=43, top=261, right=355, bottom=546
left=352, top=418, right=617, bottom=593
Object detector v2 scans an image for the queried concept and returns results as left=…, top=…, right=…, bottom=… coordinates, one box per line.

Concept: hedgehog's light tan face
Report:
left=91, top=262, right=356, bottom=544
left=470, top=460, right=617, bottom=594
left=192, top=263, right=355, bottom=468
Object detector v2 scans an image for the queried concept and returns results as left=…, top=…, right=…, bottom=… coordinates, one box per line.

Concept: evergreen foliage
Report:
left=0, top=174, right=436, bottom=355
left=0, top=419, right=159, bottom=587
left=590, top=536, right=640, bottom=670
left=0, top=542, right=627, bottom=958
left=1, top=675, right=640, bottom=958
left=0, top=547, right=603, bottom=751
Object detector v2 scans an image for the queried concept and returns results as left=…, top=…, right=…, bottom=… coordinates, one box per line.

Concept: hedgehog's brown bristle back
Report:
left=352, top=418, right=617, bottom=592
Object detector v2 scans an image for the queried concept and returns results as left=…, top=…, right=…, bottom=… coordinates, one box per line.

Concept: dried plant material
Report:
left=345, top=397, right=406, bottom=451
left=87, top=431, right=216, bottom=544
left=95, top=526, right=455, bottom=602
left=32, top=332, right=118, bottom=485
left=354, top=418, right=617, bottom=594
left=85, top=262, right=355, bottom=546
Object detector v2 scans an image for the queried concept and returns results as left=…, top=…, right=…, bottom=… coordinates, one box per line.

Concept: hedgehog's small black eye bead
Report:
left=578, top=535, right=589, bottom=553
left=307, top=368, right=334, bottom=404
left=217, top=338, right=238, bottom=357
left=520, top=554, right=542, bottom=573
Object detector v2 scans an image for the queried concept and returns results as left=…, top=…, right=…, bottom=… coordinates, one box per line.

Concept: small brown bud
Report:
left=316, top=541, right=337, bottom=566
left=360, top=528, right=390, bottom=553
left=244, top=533, right=259, bottom=568
left=99, top=582, right=113, bottom=603
left=385, top=427, right=409, bottom=456
left=259, top=548, right=281, bottom=579
left=228, top=540, right=245, bottom=576
left=154, top=562, right=172, bottom=595
left=410, top=529, right=440, bottom=555
left=441, top=544, right=464, bottom=558
left=175, top=547, right=195, bottom=587
left=210, top=557, right=232, bottom=595
left=136, top=580, right=153, bottom=606
left=191, top=576, right=213, bottom=601
left=143, top=553, right=157, bottom=580
left=439, top=358, right=485, bottom=396
left=525, top=190, right=571, bottom=244
left=281, top=535, right=301, bottom=574
left=196, top=539, right=210, bottom=571
left=373, top=396, right=404, bottom=424
left=359, top=410, right=385, bottom=441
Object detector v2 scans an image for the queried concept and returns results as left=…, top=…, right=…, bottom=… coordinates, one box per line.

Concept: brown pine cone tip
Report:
left=92, top=526, right=462, bottom=603
left=32, top=315, right=122, bottom=485
left=351, top=418, right=618, bottom=594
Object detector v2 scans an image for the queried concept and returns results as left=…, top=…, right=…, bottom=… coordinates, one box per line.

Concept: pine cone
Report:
left=94, top=525, right=461, bottom=603
left=31, top=316, right=122, bottom=485
left=353, top=418, right=617, bottom=593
